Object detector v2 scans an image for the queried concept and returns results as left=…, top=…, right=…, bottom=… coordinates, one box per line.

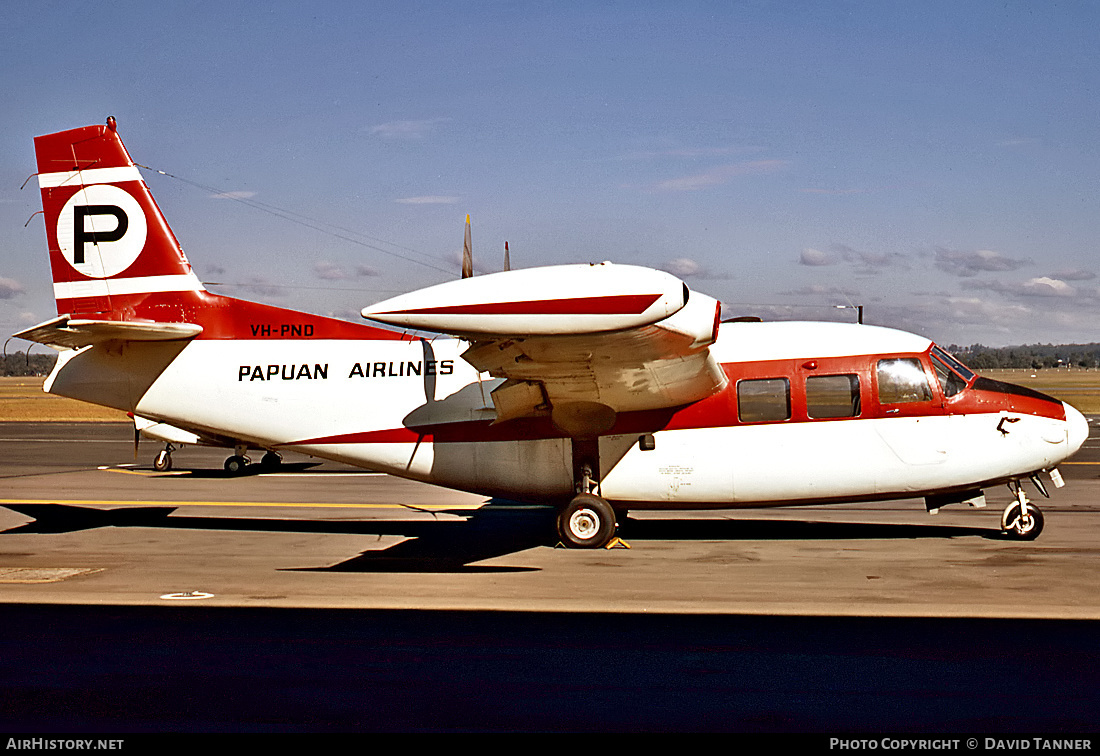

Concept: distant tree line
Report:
left=0, top=351, right=57, bottom=377
left=947, top=343, right=1100, bottom=370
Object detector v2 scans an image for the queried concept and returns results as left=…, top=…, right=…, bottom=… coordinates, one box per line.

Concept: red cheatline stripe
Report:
left=290, top=428, right=425, bottom=445
left=378, top=293, right=663, bottom=317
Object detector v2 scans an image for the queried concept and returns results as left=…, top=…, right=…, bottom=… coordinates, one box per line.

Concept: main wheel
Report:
left=224, top=455, right=249, bottom=474
left=557, top=493, right=616, bottom=549
left=1001, top=501, right=1044, bottom=540
left=260, top=451, right=282, bottom=469
left=153, top=449, right=172, bottom=472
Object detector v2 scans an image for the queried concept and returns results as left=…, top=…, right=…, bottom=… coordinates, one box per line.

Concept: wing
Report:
left=362, top=263, right=727, bottom=436
left=13, top=315, right=202, bottom=349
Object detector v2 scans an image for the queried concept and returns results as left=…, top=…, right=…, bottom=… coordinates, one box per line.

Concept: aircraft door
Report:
left=872, top=356, right=951, bottom=467
left=873, top=357, right=944, bottom=418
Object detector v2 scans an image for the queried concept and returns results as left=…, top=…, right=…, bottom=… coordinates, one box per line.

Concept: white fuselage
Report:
left=46, top=320, right=1087, bottom=509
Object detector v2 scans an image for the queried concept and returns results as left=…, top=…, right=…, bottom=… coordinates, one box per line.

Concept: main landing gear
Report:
left=223, top=447, right=282, bottom=474
left=557, top=492, right=618, bottom=549
left=1001, top=479, right=1044, bottom=541
left=556, top=462, right=625, bottom=549
left=151, top=443, right=281, bottom=474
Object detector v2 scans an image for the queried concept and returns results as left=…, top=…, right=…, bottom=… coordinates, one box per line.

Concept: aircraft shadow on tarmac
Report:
left=1, top=501, right=1008, bottom=572
left=152, top=461, right=325, bottom=478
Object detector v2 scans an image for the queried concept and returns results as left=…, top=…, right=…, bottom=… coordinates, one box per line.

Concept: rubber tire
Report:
left=260, top=451, right=282, bottom=469
left=224, top=455, right=249, bottom=474
left=557, top=493, right=616, bottom=549
left=153, top=450, right=172, bottom=472
left=1001, top=502, right=1044, bottom=540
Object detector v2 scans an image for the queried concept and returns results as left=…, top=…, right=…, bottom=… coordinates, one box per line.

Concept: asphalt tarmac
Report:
left=1, top=421, right=1098, bottom=732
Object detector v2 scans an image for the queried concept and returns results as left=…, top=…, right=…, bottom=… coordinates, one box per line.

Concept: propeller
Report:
left=461, top=214, right=473, bottom=279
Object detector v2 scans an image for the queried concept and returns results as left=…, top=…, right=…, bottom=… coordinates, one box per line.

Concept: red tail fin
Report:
left=34, top=117, right=205, bottom=317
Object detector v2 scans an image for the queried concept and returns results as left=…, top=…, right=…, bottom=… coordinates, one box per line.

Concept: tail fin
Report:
left=34, top=117, right=205, bottom=318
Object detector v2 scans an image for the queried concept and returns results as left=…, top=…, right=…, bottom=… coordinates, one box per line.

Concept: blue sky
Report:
left=2, top=1, right=1099, bottom=347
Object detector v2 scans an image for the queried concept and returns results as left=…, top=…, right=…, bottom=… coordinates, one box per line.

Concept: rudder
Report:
left=34, top=117, right=205, bottom=318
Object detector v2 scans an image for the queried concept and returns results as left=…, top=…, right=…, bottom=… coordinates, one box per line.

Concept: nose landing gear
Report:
left=153, top=444, right=174, bottom=472
left=1002, top=480, right=1045, bottom=540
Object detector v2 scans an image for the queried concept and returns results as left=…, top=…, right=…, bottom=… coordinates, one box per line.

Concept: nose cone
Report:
left=1064, top=402, right=1089, bottom=456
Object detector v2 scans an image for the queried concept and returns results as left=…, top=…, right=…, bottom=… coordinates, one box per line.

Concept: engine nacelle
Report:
left=361, top=262, right=688, bottom=337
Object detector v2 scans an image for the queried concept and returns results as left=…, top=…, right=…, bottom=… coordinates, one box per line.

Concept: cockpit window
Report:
left=930, top=353, right=967, bottom=398
left=931, top=346, right=975, bottom=382
left=876, top=358, right=932, bottom=404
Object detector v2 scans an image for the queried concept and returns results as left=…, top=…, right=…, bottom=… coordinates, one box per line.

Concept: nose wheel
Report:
left=153, top=445, right=173, bottom=472
left=1002, top=481, right=1045, bottom=540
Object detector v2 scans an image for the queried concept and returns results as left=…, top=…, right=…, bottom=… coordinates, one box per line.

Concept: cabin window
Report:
left=876, top=358, right=932, bottom=404
left=930, top=354, right=966, bottom=398
left=806, top=374, right=861, bottom=418
left=737, top=378, right=791, bottom=423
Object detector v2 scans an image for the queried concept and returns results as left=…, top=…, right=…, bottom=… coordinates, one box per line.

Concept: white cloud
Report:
left=798, top=245, right=906, bottom=273
left=238, top=276, right=286, bottom=298
left=369, top=118, right=450, bottom=140
left=314, top=261, right=349, bottom=280
left=314, top=261, right=382, bottom=280
left=934, top=247, right=1031, bottom=277
left=651, top=160, right=789, bottom=192
left=1022, top=277, right=1076, bottom=297
left=663, top=258, right=702, bottom=277
left=395, top=196, right=460, bottom=205
left=799, top=248, right=834, bottom=266
left=1048, top=268, right=1095, bottom=282
left=624, top=146, right=756, bottom=160
left=0, top=277, right=25, bottom=299
left=799, top=188, right=866, bottom=195
left=780, top=284, right=861, bottom=298
left=961, top=276, right=1086, bottom=299
left=209, top=191, right=257, bottom=200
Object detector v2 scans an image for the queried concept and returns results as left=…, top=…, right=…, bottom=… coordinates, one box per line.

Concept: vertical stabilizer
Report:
left=34, top=117, right=205, bottom=318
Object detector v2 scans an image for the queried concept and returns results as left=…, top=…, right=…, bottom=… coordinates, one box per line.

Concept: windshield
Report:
left=931, top=345, right=975, bottom=381
left=930, top=346, right=973, bottom=398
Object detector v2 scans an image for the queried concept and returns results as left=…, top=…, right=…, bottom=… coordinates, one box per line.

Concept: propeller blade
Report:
left=461, top=214, right=473, bottom=279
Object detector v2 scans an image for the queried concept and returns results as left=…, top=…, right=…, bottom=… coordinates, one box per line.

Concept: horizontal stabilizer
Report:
left=13, top=315, right=202, bottom=349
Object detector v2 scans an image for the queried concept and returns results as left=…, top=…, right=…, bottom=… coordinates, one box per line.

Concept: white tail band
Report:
left=38, top=166, right=143, bottom=189
left=54, top=274, right=205, bottom=300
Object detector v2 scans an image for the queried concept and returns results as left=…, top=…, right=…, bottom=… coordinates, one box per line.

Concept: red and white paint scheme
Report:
left=15, top=119, right=1089, bottom=547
